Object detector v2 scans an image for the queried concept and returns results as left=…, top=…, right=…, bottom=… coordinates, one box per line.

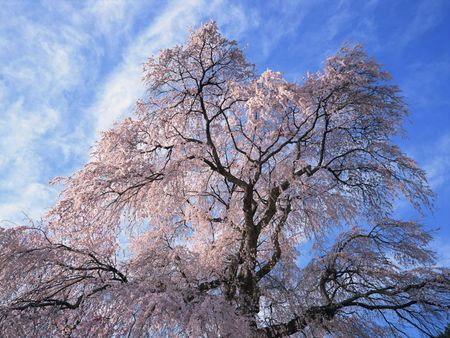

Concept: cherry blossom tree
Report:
left=1, top=22, right=449, bottom=337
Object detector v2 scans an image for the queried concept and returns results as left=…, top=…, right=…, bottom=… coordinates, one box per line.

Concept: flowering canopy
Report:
left=0, top=22, right=448, bottom=337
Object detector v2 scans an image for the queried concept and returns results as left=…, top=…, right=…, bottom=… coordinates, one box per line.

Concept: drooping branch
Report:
left=0, top=227, right=128, bottom=314
left=258, top=222, right=450, bottom=337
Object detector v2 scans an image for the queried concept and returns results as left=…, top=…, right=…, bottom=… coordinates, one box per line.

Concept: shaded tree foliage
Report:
left=0, top=22, right=448, bottom=337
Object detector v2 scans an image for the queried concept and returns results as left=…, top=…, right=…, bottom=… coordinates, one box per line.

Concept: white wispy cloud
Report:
left=0, top=24, right=76, bottom=221
left=0, top=183, right=56, bottom=224
left=422, top=133, right=450, bottom=190
left=0, top=1, right=128, bottom=223
left=394, top=0, right=446, bottom=50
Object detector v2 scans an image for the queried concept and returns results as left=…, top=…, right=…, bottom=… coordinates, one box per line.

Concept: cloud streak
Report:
left=0, top=1, right=137, bottom=222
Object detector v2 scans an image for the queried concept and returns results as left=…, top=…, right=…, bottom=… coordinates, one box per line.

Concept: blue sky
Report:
left=0, top=0, right=449, bottom=267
